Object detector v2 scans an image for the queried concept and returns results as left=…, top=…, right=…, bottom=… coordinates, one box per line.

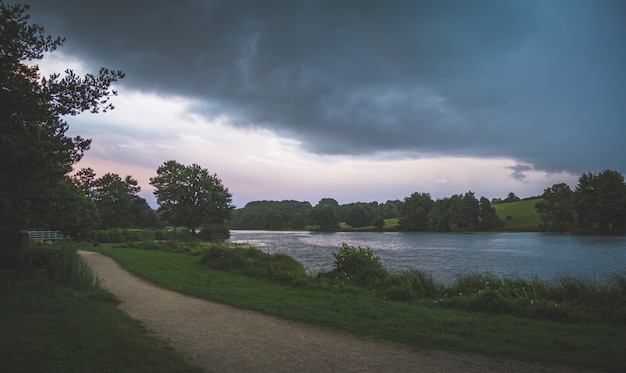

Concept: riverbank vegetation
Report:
left=536, top=169, right=626, bottom=234
left=88, top=241, right=625, bottom=371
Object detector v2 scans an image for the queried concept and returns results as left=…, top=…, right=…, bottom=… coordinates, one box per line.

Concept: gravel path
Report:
left=79, top=251, right=581, bottom=373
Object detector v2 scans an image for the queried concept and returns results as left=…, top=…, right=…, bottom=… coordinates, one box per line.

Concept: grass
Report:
left=338, top=218, right=400, bottom=231
left=0, top=244, right=202, bottom=373
left=88, top=243, right=626, bottom=372
left=493, top=198, right=542, bottom=231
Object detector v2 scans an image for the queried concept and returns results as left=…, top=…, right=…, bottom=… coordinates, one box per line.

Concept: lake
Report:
left=229, top=231, right=626, bottom=284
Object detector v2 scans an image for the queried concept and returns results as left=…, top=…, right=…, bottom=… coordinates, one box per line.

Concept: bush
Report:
left=89, top=229, right=156, bottom=243
left=331, top=243, right=388, bottom=289
left=384, top=271, right=426, bottom=301
left=197, top=224, right=230, bottom=241
left=17, top=244, right=99, bottom=290
left=201, top=244, right=309, bottom=286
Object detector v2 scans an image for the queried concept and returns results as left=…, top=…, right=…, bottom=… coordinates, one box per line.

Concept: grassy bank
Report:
left=89, top=242, right=626, bottom=372
left=0, top=244, right=201, bottom=373
left=494, top=198, right=542, bottom=231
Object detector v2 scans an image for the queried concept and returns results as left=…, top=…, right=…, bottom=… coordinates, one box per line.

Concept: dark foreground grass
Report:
left=0, top=247, right=202, bottom=373
left=91, top=244, right=626, bottom=372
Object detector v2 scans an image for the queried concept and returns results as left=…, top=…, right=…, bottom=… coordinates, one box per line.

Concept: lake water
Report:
left=229, top=231, right=626, bottom=284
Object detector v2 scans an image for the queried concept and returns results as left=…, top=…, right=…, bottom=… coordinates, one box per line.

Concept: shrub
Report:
left=201, top=244, right=309, bottom=286
left=89, top=229, right=155, bottom=243
left=332, top=243, right=388, bottom=289
left=18, top=244, right=99, bottom=290
left=197, top=224, right=230, bottom=241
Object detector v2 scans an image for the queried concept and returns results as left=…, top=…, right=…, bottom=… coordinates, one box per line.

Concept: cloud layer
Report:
left=20, top=0, right=625, bottom=177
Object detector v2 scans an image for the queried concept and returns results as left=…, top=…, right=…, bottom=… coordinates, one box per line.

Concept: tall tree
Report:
left=150, top=160, right=234, bottom=233
left=478, top=196, right=500, bottom=231
left=573, top=170, right=626, bottom=234
left=535, top=183, right=574, bottom=232
left=345, top=204, right=373, bottom=228
left=399, top=192, right=433, bottom=231
left=448, top=191, right=479, bottom=231
left=428, top=198, right=451, bottom=232
left=92, top=173, right=141, bottom=229
left=0, top=3, right=123, bottom=253
left=36, top=176, right=100, bottom=239
left=309, top=205, right=339, bottom=231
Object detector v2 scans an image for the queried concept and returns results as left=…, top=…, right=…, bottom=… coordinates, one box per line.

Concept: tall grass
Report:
left=12, top=243, right=99, bottom=291
left=201, top=243, right=310, bottom=285
left=0, top=242, right=202, bottom=372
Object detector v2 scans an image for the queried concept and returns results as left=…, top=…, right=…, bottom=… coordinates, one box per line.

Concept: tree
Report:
left=309, top=205, right=339, bottom=231
left=478, top=197, right=500, bottom=231
left=129, top=197, right=161, bottom=229
left=36, top=176, right=100, bottom=239
left=535, top=183, right=574, bottom=232
left=447, top=192, right=479, bottom=231
left=379, top=200, right=402, bottom=219
left=573, top=170, right=626, bottom=234
left=372, top=216, right=385, bottom=230
left=150, top=160, right=234, bottom=233
left=428, top=198, right=451, bottom=232
left=0, top=3, right=123, bottom=253
left=92, top=173, right=141, bottom=229
left=399, top=192, right=433, bottom=231
left=345, top=204, right=373, bottom=228
left=503, top=192, right=520, bottom=203
left=264, top=209, right=284, bottom=230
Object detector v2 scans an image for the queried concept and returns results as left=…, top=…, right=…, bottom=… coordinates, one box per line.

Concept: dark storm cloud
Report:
left=18, top=0, right=626, bottom=174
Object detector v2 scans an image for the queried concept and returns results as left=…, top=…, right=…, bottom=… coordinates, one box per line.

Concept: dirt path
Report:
left=79, top=251, right=579, bottom=373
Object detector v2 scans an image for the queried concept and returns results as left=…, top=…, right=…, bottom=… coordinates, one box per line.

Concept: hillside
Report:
left=493, top=198, right=542, bottom=231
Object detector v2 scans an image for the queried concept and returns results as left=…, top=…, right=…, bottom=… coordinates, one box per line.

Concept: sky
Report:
left=14, top=0, right=626, bottom=208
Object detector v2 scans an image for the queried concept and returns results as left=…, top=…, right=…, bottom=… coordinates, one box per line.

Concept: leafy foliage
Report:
left=231, top=200, right=312, bottom=230
left=150, top=160, right=234, bottom=233
left=536, top=183, right=573, bottom=232
left=536, top=169, right=626, bottom=234
left=345, top=204, right=373, bottom=228
left=201, top=243, right=309, bottom=285
left=331, top=243, right=387, bottom=289
left=398, top=192, right=433, bottom=231
left=421, top=191, right=500, bottom=232
left=92, top=173, right=141, bottom=229
left=71, top=168, right=159, bottom=230
left=309, top=204, right=339, bottom=231
left=0, top=3, right=123, bottom=253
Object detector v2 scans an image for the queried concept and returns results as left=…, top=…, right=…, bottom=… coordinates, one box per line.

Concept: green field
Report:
left=339, top=218, right=400, bottom=231
left=341, top=202, right=541, bottom=232
left=493, top=198, right=542, bottom=231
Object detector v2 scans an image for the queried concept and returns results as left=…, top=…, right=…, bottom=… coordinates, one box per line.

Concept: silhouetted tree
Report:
left=0, top=3, right=123, bottom=255
left=150, top=161, right=234, bottom=233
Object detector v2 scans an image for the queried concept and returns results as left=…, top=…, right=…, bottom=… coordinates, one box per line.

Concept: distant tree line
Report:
left=536, top=169, right=626, bottom=234
left=230, top=199, right=403, bottom=231
left=230, top=191, right=505, bottom=232
left=398, top=191, right=501, bottom=232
